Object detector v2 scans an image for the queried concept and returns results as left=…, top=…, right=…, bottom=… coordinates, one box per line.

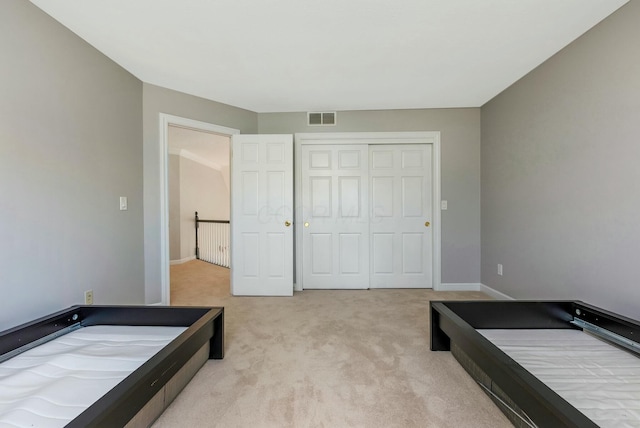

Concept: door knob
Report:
left=425, top=221, right=430, bottom=227
left=285, top=221, right=291, bottom=227
left=304, top=222, right=310, bottom=228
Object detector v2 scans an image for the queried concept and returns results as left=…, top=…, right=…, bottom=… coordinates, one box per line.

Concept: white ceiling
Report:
left=30, top=0, right=627, bottom=113
left=168, top=126, right=229, bottom=168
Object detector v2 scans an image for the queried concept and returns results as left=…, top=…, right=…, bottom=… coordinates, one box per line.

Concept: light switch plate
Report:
left=119, top=196, right=128, bottom=211
left=441, top=200, right=448, bottom=210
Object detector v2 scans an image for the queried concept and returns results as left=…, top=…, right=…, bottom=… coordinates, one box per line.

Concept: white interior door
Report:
left=301, top=144, right=369, bottom=289
left=231, top=135, right=293, bottom=296
left=370, top=144, right=432, bottom=288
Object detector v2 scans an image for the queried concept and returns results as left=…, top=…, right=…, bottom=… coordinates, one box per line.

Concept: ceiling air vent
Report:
left=308, top=112, right=337, bottom=126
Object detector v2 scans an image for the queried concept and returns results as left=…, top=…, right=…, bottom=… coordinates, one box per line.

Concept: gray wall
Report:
left=0, top=1, right=144, bottom=330
left=143, top=84, right=257, bottom=303
left=259, top=109, right=481, bottom=284
left=481, top=1, right=640, bottom=318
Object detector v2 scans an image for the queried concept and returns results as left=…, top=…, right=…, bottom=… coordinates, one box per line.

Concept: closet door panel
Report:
left=370, top=144, right=432, bottom=288
left=302, top=144, right=369, bottom=289
left=301, top=143, right=433, bottom=289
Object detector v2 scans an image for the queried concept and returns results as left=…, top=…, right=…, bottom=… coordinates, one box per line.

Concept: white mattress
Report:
left=479, top=329, right=640, bottom=428
left=0, top=325, right=187, bottom=428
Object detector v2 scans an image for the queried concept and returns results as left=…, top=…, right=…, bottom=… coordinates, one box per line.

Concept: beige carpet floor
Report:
left=155, top=260, right=511, bottom=428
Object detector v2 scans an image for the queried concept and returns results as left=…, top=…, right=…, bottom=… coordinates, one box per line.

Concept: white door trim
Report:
left=294, top=131, right=441, bottom=291
left=158, top=113, right=239, bottom=305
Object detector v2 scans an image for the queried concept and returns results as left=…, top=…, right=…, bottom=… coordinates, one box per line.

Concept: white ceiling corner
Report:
left=29, top=0, right=629, bottom=113
left=168, top=126, right=229, bottom=168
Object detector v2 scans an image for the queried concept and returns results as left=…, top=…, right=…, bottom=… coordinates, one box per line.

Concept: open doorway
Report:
left=158, top=114, right=238, bottom=305
left=168, top=126, right=230, bottom=263
left=168, top=125, right=231, bottom=302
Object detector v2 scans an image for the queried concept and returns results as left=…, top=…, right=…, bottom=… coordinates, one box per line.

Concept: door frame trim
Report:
left=158, top=113, right=239, bottom=305
left=294, top=132, right=441, bottom=291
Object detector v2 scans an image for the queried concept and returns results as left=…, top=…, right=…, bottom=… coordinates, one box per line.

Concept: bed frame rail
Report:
left=1, top=305, right=224, bottom=427
left=431, top=301, right=598, bottom=428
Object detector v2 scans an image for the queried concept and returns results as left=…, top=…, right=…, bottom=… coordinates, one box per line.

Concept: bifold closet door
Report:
left=370, top=144, right=432, bottom=288
left=301, top=145, right=369, bottom=289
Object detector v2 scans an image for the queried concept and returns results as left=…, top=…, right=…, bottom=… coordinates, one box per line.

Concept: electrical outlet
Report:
left=497, top=264, right=503, bottom=276
left=85, top=290, right=94, bottom=305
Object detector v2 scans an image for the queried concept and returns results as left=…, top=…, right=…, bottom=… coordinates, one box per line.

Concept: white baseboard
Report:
left=438, top=283, right=482, bottom=291
left=170, top=256, right=196, bottom=265
left=479, top=283, right=514, bottom=300
left=147, top=302, right=165, bottom=306
left=437, top=283, right=514, bottom=300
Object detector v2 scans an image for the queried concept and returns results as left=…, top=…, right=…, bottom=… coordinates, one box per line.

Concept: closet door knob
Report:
left=425, top=221, right=430, bottom=227
left=285, top=221, right=291, bottom=227
left=304, top=222, right=310, bottom=228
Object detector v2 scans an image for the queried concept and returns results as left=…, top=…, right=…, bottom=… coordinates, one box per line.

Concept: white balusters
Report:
left=197, top=222, right=230, bottom=268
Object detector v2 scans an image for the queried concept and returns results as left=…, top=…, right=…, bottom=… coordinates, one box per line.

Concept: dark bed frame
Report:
left=0, top=305, right=224, bottom=428
left=431, top=300, right=640, bottom=428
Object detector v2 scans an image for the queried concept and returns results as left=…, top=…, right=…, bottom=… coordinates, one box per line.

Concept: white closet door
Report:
left=230, top=134, right=293, bottom=296
left=301, top=145, right=369, bottom=289
left=370, top=144, right=433, bottom=288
